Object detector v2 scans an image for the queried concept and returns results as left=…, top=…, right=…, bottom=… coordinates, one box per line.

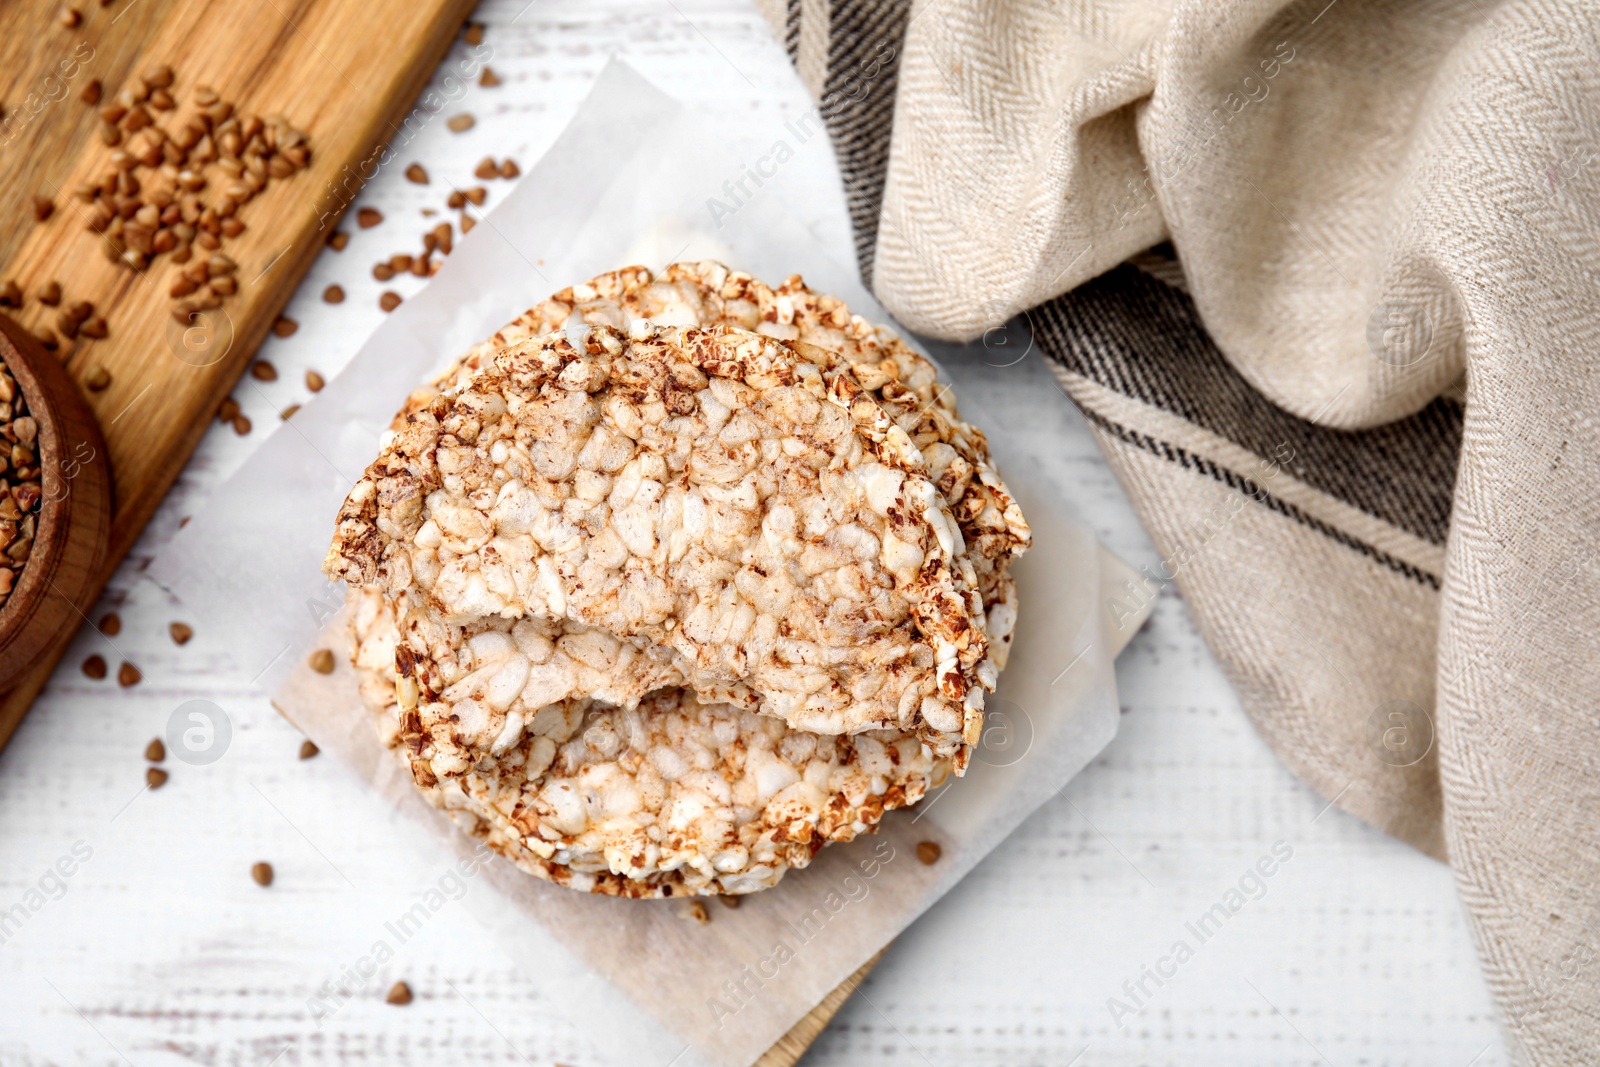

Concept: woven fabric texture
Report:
left=763, top=0, right=1600, bottom=1061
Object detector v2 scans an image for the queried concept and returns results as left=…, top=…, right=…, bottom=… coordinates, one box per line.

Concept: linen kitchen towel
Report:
left=753, top=0, right=1600, bottom=1062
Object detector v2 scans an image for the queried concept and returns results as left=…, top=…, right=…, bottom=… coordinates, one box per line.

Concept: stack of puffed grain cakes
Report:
left=324, top=262, right=1030, bottom=898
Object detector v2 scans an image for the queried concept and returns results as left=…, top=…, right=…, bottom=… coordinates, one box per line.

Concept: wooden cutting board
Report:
left=0, top=0, right=477, bottom=747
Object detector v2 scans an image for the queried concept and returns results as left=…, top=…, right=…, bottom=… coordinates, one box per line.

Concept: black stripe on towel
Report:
left=1033, top=257, right=1462, bottom=548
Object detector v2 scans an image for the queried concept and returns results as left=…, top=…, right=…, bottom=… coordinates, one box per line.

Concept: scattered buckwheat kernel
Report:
left=81, top=79, right=102, bottom=104
left=309, top=648, right=335, bottom=674
left=446, top=190, right=464, bottom=209
left=31, top=197, right=53, bottom=222
left=39, top=281, right=61, bottom=306
left=117, top=662, right=141, bottom=687
left=280, top=403, right=300, bottom=420
left=250, top=360, right=277, bottom=381
left=718, top=895, right=741, bottom=909
left=479, top=66, right=501, bottom=87
left=146, top=767, right=168, bottom=789
left=231, top=414, right=251, bottom=435
left=251, top=862, right=274, bottom=887
left=447, top=113, right=475, bottom=133
left=218, top=397, right=240, bottom=422
left=322, top=284, right=345, bottom=303
left=305, top=369, right=325, bottom=392
left=86, top=367, right=111, bottom=391
left=169, top=621, right=193, bottom=645
left=379, top=291, right=402, bottom=312
left=386, top=981, right=413, bottom=1005
left=99, top=611, right=121, bottom=636
left=372, top=262, right=394, bottom=281
left=464, top=186, right=486, bottom=205
left=145, top=738, right=165, bottom=762
left=59, top=6, right=82, bottom=28
left=82, top=654, right=107, bottom=679
left=356, top=207, right=383, bottom=228
left=405, top=163, right=428, bottom=184
left=299, top=739, right=319, bottom=760
left=271, top=315, right=298, bottom=337
left=463, top=22, right=483, bottom=44
left=473, top=156, right=497, bottom=180
left=499, top=158, right=520, bottom=179
left=328, top=231, right=349, bottom=251
left=460, top=215, right=476, bottom=233
left=80, top=315, right=108, bottom=339
left=916, top=840, right=943, bottom=865
left=0, top=280, right=20, bottom=308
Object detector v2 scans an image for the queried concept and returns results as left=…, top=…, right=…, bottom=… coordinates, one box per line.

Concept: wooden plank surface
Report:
left=0, top=0, right=478, bottom=749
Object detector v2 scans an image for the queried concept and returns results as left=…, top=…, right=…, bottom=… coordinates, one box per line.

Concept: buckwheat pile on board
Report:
left=324, top=262, right=1031, bottom=897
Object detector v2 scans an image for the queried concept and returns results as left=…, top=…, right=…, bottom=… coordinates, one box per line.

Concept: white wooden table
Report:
left=0, top=2, right=1511, bottom=1064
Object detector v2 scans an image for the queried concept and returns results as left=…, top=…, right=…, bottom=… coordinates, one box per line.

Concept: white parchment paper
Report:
left=151, top=60, right=1151, bottom=1067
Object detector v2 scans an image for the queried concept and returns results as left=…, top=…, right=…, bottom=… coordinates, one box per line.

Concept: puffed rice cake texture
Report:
left=347, top=587, right=949, bottom=897
left=331, top=271, right=1030, bottom=767
left=331, top=321, right=1009, bottom=766
left=325, top=263, right=1031, bottom=897
left=386, top=261, right=1030, bottom=746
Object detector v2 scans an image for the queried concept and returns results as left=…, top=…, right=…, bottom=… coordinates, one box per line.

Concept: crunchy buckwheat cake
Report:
left=380, top=263, right=1029, bottom=762
left=323, top=263, right=1033, bottom=898
left=397, top=262, right=1029, bottom=609
left=345, top=587, right=948, bottom=897
left=328, top=320, right=1017, bottom=769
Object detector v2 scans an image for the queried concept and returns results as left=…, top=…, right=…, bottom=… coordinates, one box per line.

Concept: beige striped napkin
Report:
left=757, top=0, right=1600, bottom=1061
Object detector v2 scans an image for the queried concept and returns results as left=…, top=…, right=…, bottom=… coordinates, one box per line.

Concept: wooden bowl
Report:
left=0, top=315, right=112, bottom=692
